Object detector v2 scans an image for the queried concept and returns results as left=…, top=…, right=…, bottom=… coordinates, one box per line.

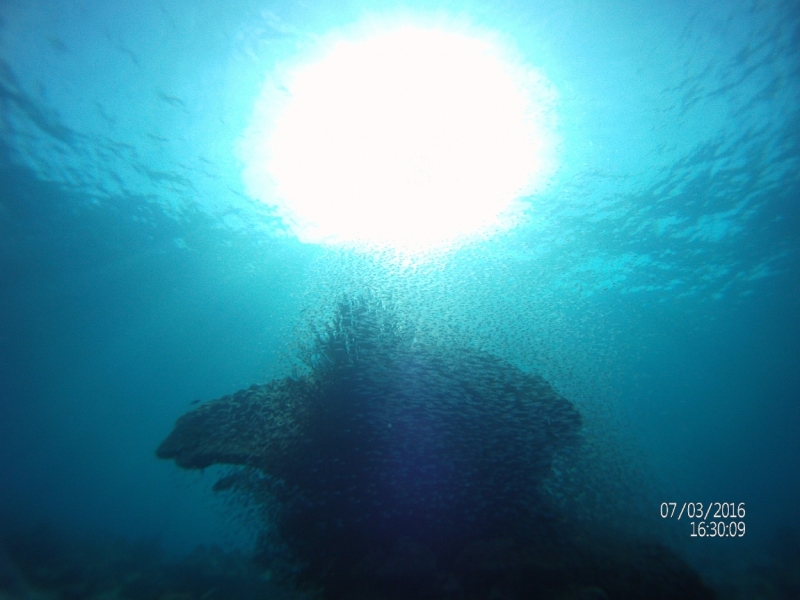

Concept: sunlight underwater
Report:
left=239, top=21, right=560, bottom=255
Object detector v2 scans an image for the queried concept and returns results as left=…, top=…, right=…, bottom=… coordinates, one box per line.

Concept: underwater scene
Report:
left=1, top=0, right=799, bottom=598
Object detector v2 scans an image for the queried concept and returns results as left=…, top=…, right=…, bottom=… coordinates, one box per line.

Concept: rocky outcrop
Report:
left=157, top=300, right=714, bottom=599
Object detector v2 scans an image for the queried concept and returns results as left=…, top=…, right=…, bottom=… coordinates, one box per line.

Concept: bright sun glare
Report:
left=241, top=23, right=558, bottom=253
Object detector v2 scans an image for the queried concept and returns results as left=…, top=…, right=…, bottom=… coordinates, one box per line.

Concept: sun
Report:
left=241, top=22, right=558, bottom=254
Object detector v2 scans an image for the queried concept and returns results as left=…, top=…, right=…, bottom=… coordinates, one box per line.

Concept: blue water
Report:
left=1, top=0, right=798, bottom=597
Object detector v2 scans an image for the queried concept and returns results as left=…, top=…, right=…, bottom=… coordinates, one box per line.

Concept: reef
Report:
left=157, top=299, right=716, bottom=599
left=0, top=522, right=287, bottom=600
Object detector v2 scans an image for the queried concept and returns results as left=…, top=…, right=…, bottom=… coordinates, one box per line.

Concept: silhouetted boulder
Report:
left=157, top=299, right=715, bottom=599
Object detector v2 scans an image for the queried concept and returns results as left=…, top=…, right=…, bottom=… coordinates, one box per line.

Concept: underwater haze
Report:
left=1, top=0, right=799, bottom=598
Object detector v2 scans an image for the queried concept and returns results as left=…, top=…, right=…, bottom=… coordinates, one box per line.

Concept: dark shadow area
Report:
left=709, top=526, right=800, bottom=600
left=0, top=520, right=288, bottom=600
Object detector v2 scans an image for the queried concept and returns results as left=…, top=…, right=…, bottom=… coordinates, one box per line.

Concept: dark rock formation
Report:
left=157, top=299, right=715, bottom=599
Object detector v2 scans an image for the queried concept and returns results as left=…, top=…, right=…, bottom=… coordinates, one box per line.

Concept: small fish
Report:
left=157, top=91, right=187, bottom=110
left=47, top=36, right=68, bottom=53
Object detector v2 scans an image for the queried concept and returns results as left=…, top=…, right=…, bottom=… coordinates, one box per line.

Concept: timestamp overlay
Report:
left=660, top=502, right=746, bottom=538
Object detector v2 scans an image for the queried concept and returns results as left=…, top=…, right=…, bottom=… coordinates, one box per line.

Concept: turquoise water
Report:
left=1, top=0, right=798, bottom=597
